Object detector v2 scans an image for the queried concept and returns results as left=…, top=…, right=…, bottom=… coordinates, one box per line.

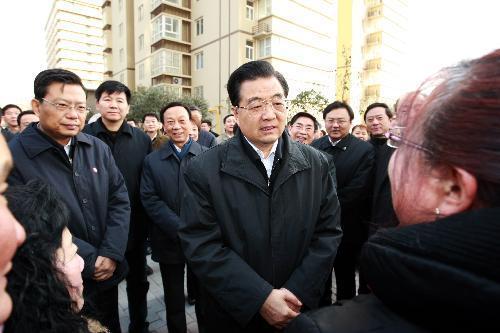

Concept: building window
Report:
left=138, top=63, right=145, bottom=80
left=151, top=49, right=181, bottom=76
left=119, top=23, right=123, bottom=37
left=152, top=15, right=180, bottom=43
left=138, top=4, right=144, bottom=21
left=246, top=1, right=254, bottom=20
left=258, top=37, right=271, bottom=57
left=259, top=0, right=271, bottom=17
left=196, top=17, right=204, bottom=36
left=164, top=85, right=182, bottom=97
left=119, top=48, right=124, bottom=62
left=139, top=34, right=144, bottom=50
left=195, top=52, right=204, bottom=70
left=245, top=40, right=254, bottom=60
left=120, top=73, right=125, bottom=82
left=194, top=86, right=204, bottom=98
left=118, top=0, right=123, bottom=11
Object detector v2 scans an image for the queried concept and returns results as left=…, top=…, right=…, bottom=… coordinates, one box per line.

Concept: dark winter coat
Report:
left=287, top=207, right=500, bottom=332
left=83, top=119, right=152, bottom=251
left=311, top=133, right=375, bottom=245
left=368, top=137, right=398, bottom=235
left=197, top=129, right=216, bottom=148
left=8, top=123, right=130, bottom=290
left=179, top=131, right=342, bottom=331
left=140, top=139, right=205, bottom=264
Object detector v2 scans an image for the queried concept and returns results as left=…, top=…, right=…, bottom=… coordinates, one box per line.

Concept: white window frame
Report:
left=151, top=49, right=181, bottom=76
left=138, top=4, right=144, bottom=21
left=195, top=51, right=204, bottom=70
left=119, top=23, right=123, bottom=37
left=246, top=1, right=254, bottom=20
left=139, top=34, right=144, bottom=50
left=245, top=40, right=254, bottom=60
left=138, top=63, right=145, bottom=80
left=196, top=17, right=204, bottom=36
left=119, top=48, right=124, bottom=62
left=258, top=37, right=271, bottom=57
left=152, top=15, right=181, bottom=42
left=194, top=85, right=204, bottom=98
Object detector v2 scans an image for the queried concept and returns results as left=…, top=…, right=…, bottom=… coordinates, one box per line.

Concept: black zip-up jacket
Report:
left=84, top=119, right=152, bottom=251
left=179, top=130, right=342, bottom=331
left=8, top=123, right=130, bottom=290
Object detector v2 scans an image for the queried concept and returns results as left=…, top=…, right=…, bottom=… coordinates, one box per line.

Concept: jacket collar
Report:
left=19, top=122, right=92, bottom=159
left=315, top=133, right=355, bottom=152
left=94, top=118, right=133, bottom=136
left=364, top=207, right=500, bottom=308
left=159, top=138, right=204, bottom=160
left=221, top=130, right=310, bottom=193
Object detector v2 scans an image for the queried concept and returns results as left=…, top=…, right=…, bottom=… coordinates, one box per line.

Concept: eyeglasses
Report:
left=236, top=97, right=289, bottom=115
left=325, top=118, right=349, bottom=126
left=385, top=126, right=432, bottom=154
left=41, top=98, right=90, bottom=114
left=291, top=123, right=314, bottom=132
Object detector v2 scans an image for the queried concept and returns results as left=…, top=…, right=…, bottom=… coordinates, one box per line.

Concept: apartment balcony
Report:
left=151, top=0, right=191, bottom=18
left=103, top=29, right=112, bottom=53
left=364, top=84, right=381, bottom=98
left=252, top=22, right=271, bottom=38
left=103, top=5, right=111, bottom=29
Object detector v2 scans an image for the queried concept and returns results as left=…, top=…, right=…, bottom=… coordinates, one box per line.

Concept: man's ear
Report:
left=31, top=99, right=41, bottom=116
left=439, top=167, right=477, bottom=216
left=232, top=107, right=239, bottom=123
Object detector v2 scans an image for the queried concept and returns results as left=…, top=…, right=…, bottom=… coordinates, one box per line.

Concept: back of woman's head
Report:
left=4, top=180, right=90, bottom=333
left=397, top=49, right=500, bottom=207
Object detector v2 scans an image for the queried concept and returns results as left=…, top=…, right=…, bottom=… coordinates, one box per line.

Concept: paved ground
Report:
left=118, top=256, right=349, bottom=333
left=118, top=257, right=199, bottom=333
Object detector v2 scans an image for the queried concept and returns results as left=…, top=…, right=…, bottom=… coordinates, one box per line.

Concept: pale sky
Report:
left=0, top=1, right=499, bottom=109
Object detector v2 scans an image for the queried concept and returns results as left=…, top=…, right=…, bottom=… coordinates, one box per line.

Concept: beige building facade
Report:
left=46, top=0, right=105, bottom=92
left=101, top=0, right=337, bottom=129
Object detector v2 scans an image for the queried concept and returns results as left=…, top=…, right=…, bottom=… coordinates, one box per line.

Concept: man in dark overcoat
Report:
left=179, top=61, right=342, bottom=332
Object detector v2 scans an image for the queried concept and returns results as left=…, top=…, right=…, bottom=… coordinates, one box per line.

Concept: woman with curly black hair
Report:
left=4, top=180, right=108, bottom=333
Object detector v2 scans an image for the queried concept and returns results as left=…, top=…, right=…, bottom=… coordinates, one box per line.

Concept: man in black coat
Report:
left=311, top=101, right=375, bottom=304
left=83, top=81, right=152, bottom=333
left=364, top=102, right=399, bottom=235
left=7, top=69, right=130, bottom=332
left=178, top=60, right=342, bottom=332
left=140, top=102, right=205, bottom=333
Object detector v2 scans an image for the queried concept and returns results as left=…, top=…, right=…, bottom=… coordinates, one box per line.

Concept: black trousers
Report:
left=159, top=263, right=187, bottom=333
left=125, top=248, right=150, bottom=333
left=333, top=241, right=362, bottom=301
left=84, top=285, right=121, bottom=333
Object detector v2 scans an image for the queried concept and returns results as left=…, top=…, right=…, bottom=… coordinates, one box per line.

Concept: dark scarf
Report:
left=169, top=138, right=193, bottom=161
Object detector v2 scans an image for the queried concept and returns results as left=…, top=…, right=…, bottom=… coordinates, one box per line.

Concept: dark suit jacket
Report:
left=140, top=139, right=205, bottom=263
left=368, top=138, right=398, bottom=235
left=311, top=134, right=375, bottom=245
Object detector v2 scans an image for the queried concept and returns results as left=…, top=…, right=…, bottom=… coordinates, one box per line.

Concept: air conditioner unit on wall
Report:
left=172, top=77, right=183, bottom=85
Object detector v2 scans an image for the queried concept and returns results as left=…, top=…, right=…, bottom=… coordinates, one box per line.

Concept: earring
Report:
left=435, top=207, right=441, bottom=220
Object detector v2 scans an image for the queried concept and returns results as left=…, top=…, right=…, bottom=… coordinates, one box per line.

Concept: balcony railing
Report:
left=252, top=22, right=271, bottom=37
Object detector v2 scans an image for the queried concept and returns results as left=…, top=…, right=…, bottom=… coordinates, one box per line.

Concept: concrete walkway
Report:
left=118, top=257, right=198, bottom=333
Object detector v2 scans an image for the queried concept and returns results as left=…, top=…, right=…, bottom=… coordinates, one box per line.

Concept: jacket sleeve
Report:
left=179, top=164, right=274, bottom=326
left=98, top=149, right=130, bottom=262
left=338, top=145, right=375, bottom=208
left=283, top=152, right=342, bottom=309
left=140, top=156, right=183, bottom=237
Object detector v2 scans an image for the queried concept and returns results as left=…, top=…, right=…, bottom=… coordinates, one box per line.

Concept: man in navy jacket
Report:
left=84, top=80, right=152, bottom=333
left=8, top=69, right=130, bottom=333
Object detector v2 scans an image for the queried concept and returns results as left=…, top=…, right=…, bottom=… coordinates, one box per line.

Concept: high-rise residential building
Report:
left=102, top=0, right=336, bottom=130
left=335, top=0, right=408, bottom=115
left=46, top=0, right=105, bottom=94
